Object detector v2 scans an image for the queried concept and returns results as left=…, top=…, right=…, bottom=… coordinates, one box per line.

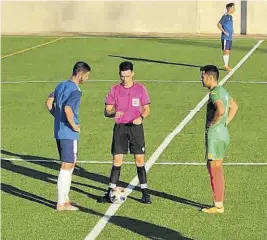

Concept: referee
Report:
left=98, top=61, right=152, bottom=204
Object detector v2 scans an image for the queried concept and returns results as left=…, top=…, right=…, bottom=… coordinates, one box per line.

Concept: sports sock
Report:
left=137, top=166, right=148, bottom=195
left=223, top=55, right=229, bottom=67
left=57, top=168, right=73, bottom=204
left=65, top=167, right=74, bottom=202
left=208, top=166, right=215, bottom=197
left=108, top=165, right=121, bottom=193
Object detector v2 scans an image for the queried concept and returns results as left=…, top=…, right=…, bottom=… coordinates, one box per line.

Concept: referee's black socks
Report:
left=137, top=166, right=148, bottom=196
left=108, top=165, right=121, bottom=193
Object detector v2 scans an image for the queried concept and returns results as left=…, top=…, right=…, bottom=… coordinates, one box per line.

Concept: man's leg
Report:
left=135, top=154, right=151, bottom=204
left=57, top=140, right=78, bottom=211
left=222, top=40, right=232, bottom=71
left=202, top=139, right=226, bottom=214
left=108, top=154, right=124, bottom=194
left=205, top=160, right=225, bottom=209
left=130, top=124, right=151, bottom=204
left=97, top=124, right=127, bottom=203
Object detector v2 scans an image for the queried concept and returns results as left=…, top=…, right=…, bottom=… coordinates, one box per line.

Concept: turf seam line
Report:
left=2, top=158, right=266, bottom=166
left=85, top=40, right=264, bottom=240
left=1, top=37, right=64, bottom=59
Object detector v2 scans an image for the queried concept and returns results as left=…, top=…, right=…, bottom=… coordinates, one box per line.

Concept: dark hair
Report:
left=72, top=61, right=91, bottom=76
left=119, top=61, right=133, bottom=72
left=226, top=3, right=235, bottom=9
left=200, top=65, right=219, bottom=81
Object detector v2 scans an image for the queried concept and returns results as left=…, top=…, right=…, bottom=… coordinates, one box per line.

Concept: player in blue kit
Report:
left=217, top=3, right=235, bottom=72
left=45, top=61, right=91, bottom=211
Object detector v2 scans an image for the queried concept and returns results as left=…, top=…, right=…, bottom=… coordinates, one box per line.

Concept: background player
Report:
left=217, top=3, right=235, bottom=72
left=200, top=65, right=238, bottom=214
left=98, top=61, right=152, bottom=204
left=45, top=61, right=91, bottom=211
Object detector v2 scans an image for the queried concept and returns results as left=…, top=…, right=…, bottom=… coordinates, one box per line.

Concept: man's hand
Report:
left=65, top=106, right=80, bottom=133
left=105, top=105, right=116, bottom=118
left=115, top=111, right=124, bottom=119
left=73, top=125, right=80, bottom=133
left=217, top=23, right=229, bottom=36
left=133, top=117, right=143, bottom=125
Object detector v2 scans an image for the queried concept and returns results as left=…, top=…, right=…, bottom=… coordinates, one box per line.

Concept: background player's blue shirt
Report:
left=219, top=14, right=233, bottom=40
left=53, top=80, right=82, bottom=140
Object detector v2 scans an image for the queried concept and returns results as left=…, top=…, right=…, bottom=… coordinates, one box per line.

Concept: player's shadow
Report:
left=1, top=183, right=56, bottom=209
left=0, top=159, right=103, bottom=200
left=1, top=150, right=209, bottom=209
left=108, top=54, right=226, bottom=71
left=2, top=182, right=193, bottom=240
left=1, top=149, right=60, bottom=170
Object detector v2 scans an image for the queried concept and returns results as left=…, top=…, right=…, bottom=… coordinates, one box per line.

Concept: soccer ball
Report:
left=109, top=187, right=127, bottom=204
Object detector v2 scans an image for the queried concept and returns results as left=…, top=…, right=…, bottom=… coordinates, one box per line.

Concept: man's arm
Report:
left=64, top=106, right=80, bottom=132
left=104, top=104, right=116, bottom=118
left=217, top=16, right=229, bottom=36
left=45, top=91, right=55, bottom=117
left=133, top=85, right=151, bottom=125
left=64, top=91, right=81, bottom=133
left=105, top=87, right=123, bottom=118
left=133, top=104, right=150, bottom=125
left=141, top=104, right=150, bottom=119
left=210, top=100, right=225, bottom=126
left=226, top=98, right=238, bottom=125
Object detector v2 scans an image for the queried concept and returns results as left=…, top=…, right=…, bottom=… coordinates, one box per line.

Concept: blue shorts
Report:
left=221, top=39, right=232, bottom=50
left=56, top=139, right=78, bottom=163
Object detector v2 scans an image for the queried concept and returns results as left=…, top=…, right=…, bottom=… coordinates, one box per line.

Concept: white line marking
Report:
left=1, top=37, right=64, bottom=59
left=0, top=35, right=221, bottom=40
left=2, top=158, right=266, bottom=166
left=85, top=40, right=264, bottom=240
left=1, top=80, right=266, bottom=84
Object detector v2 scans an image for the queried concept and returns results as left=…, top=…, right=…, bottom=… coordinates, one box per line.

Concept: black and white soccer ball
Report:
left=109, top=187, right=127, bottom=204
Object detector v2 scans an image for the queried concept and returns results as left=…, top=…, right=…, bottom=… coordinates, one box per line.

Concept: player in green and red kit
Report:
left=200, top=65, right=238, bottom=214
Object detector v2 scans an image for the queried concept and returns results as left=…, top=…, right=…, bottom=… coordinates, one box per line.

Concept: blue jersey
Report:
left=53, top=80, right=82, bottom=140
left=219, top=14, right=233, bottom=40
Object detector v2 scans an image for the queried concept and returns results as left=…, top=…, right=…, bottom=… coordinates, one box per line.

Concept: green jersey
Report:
left=206, top=85, right=231, bottom=128
left=205, top=85, right=231, bottom=160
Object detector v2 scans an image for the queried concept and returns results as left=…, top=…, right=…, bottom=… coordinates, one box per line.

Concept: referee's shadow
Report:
left=1, top=149, right=209, bottom=209
left=1, top=183, right=193, bottom=240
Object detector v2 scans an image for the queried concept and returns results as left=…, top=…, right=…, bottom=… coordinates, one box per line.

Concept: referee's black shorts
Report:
left=111, top=123, right=145, bottom=155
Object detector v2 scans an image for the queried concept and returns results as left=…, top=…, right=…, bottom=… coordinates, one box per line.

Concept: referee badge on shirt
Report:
left=132, top=98, right=140, bottom=107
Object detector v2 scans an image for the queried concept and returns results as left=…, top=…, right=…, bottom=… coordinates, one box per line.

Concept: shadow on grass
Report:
left=143, top=38, right=267, bottom=55
left=1, top=150, right=210, bottom=209
left=2, top=182, right=193, bottom=240
left=108, top=54, right=226, bottom=71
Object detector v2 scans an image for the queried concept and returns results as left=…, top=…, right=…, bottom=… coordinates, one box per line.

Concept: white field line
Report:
left=2, top=158, right=266, bottom=166
left=1, top=37, right=64, bottom=59
left=1, top=35, right=221, bottom=40
left=1, top=80, right=266, bottom=84
left=84, top=40, right=264, bottom=240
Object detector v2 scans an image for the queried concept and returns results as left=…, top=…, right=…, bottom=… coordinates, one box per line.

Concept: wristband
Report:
left=49, top=108, right=55, bottom=117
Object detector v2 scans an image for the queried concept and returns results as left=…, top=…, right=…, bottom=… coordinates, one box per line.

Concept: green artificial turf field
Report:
left=1, top=36, right=267, bottom=240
